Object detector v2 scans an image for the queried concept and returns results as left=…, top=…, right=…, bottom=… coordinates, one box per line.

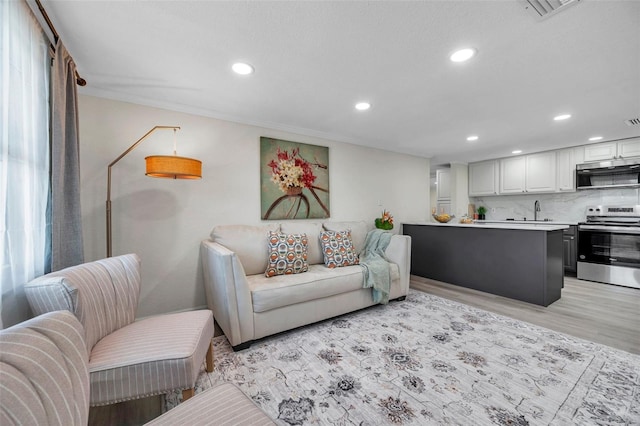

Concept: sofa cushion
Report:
left=211, top=224, right=280, bottom=275
left=322, top=221, right=370, bottom=254
left=280, top=222, right=323, bottom=264
left=265, top=232, right=309, bottom=277
left=319, top=230, right=359, bottom=268
left=247, top=263, right=400, bottom=313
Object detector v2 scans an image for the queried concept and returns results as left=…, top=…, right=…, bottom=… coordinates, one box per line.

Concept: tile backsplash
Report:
left=471, top=188, right=640, bottom=223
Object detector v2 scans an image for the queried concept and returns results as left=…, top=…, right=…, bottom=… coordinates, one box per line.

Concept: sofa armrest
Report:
left=200, top=240, right=254, bottom=347
left=385, top=234, right=412, bottom=295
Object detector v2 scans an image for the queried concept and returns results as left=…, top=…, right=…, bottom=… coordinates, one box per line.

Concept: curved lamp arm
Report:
left=106, top=126, right=180, bottom=257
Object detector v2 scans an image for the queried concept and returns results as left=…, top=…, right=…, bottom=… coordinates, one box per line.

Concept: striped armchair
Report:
left=23, top=254, right=215, bottom=406
left=0, top=310, right=275, bottom=425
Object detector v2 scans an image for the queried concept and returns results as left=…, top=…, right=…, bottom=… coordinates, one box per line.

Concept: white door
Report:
left=436, top=169, right=451, bottom=200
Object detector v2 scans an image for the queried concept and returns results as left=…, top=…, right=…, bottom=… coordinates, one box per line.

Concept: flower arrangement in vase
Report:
left=375, top=210, right=394, bottom=230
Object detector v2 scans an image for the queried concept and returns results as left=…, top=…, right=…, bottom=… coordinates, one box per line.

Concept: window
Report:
left=0, top=0, right=51, bottom=327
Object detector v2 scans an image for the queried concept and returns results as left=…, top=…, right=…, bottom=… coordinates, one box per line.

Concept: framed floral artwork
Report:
left=260, top=137, right=330, bottom=220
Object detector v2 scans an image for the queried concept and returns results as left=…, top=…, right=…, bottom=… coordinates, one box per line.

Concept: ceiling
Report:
left=40, top=0, right=640, bottom=165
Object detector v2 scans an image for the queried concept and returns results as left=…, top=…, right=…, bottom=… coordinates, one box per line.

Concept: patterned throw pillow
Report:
left=319, top=230, right=359, bottom=268
left=265, top=232, right=309, bottom=277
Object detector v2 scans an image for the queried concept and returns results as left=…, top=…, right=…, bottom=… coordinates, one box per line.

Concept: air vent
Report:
left=624, top=117, right=640, bottom=127
left=523, top=0, right=581, bottom=19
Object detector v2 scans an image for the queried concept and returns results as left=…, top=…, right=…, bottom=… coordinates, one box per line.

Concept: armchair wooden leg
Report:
left=182, top=388, right=195, bottom=401
left=206, top=341, right=214, bottom=373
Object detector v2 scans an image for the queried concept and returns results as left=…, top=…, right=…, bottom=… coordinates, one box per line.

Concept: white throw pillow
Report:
left=322, top=221, right=370, bottom=254
left=211, top=224, right=280, bottom=275
left=280, top=222, right=323, bottom=264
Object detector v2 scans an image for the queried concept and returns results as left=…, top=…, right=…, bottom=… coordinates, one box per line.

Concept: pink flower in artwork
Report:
left=269, top=148, right=317, bottom=193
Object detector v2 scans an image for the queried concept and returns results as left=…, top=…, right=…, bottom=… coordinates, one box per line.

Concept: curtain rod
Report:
left=34, top=0, right=86, bottom=86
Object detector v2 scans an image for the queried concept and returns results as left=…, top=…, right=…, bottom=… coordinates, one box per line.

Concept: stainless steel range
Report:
left=577, top=205, right=640, bottom=289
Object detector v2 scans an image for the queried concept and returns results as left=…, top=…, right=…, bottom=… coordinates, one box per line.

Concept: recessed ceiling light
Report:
left=466, top=135, right=479, bottom=142
left=232, top=62, right=254, bottom=75
left=450, top=48, right=477, bottom=62
left=512, top=150, right=522, bottom=154
left=554, top=114, right=571, bottom=121
left=355, top=102, right=371, bottom=111
left=589, top=136, right=603, bottom=141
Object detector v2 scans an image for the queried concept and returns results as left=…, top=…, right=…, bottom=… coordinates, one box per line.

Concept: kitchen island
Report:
left=403, top=222, right=568, bottom=306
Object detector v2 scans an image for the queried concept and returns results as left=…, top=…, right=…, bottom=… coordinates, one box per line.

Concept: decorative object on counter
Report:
left=374, top=210, right=394, bottom=230
left=431, top=207, right=454, bottom=223
left=459, top=215, right=474, bottom=224
left=477, top=206, right=487, bottom=220
left=433, top=213, right=454, bottom=223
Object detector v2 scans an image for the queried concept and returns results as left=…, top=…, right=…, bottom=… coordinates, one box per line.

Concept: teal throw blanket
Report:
left=359, top=229, right=393, bottom=304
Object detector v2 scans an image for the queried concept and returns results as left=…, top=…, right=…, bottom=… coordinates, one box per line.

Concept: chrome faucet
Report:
left=534, top=200, right=541, bottom=221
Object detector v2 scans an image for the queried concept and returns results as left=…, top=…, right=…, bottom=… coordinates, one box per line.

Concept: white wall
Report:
left=79, top=95, right=431, bottom=318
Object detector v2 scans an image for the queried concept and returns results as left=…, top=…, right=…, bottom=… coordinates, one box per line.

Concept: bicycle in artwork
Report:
left=260, top=137, right=330, bottom=220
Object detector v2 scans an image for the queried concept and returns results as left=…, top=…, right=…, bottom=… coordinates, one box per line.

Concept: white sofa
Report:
left=200, top=220, right=411, bottom=350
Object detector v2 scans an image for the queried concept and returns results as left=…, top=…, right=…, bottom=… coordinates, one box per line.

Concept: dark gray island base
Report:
left=403, top=223, right=565, bottom=306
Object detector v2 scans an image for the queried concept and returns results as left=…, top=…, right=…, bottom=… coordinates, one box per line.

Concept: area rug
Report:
left=166, top=290, right=639, bottom=425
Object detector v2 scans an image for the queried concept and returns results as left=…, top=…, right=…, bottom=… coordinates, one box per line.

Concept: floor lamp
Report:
left=106, top=126, right=202, bottom=257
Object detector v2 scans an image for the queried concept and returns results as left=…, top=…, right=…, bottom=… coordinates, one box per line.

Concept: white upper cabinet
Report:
left=499, top=156, right=526, bottom=193
left=436, top=168, right=451, bottom=200
left=618, top=138, right=640, bottom=158
left=583, top=142, right=618, bottom=162
left=468, top=160, right=499, bottom=196
left=526, top=151, right=557, bottom=192
left=556, top=148, right=576, bottom=192
left=499, top=152, right=556, bottom=194
left=583, top=138, right=640, bottom=162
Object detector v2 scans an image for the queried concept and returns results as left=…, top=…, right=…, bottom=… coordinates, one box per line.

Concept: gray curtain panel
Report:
left=51, top=40, right=84, bottom=271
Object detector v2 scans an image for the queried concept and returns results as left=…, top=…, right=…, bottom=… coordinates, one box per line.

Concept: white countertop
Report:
left=404, top=221, right=570, bottom=231
left=482, top=220, right=578, bottom=226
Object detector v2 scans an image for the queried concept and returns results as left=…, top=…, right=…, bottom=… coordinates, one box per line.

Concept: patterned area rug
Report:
left=166, top=290, right=639, bottom=425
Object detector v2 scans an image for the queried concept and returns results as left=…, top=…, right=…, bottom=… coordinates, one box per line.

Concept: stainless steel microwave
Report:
left=576, top=158, right=640, bottom=189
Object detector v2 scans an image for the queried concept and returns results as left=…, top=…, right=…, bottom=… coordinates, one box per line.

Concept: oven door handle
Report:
left=579, top=224, right=640, bottom=234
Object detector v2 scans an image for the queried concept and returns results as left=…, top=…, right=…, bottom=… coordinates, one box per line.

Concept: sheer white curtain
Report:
left=0, top=0, right=51, bottom=328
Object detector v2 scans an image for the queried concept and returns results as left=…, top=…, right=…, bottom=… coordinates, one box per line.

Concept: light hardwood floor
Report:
left=410, top=274, right=640, bottom=355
